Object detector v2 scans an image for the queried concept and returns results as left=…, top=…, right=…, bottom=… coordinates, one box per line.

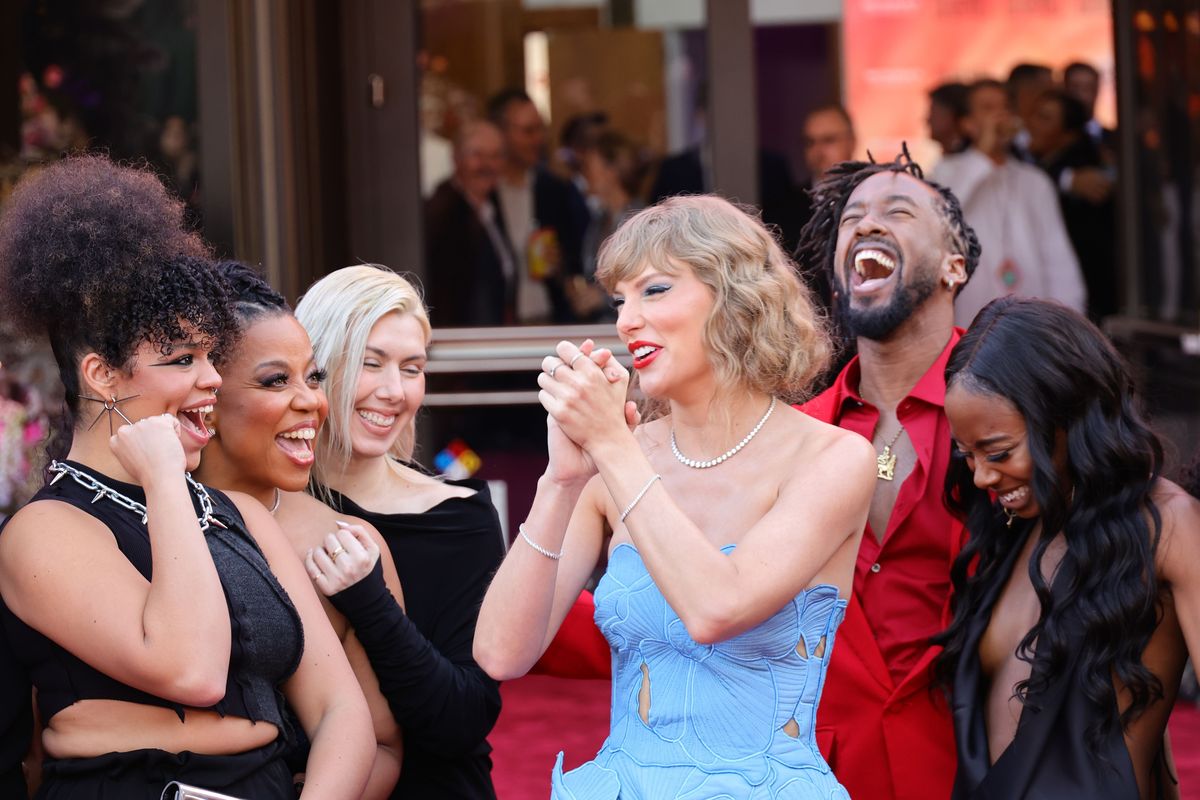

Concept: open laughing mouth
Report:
left=178, top=403, right=214, bottom=446
left=276, top=423, right=317, bottom=467
left=849, top=242, right=900, bottom=295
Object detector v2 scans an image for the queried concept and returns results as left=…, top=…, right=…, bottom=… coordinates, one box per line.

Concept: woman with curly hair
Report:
left=194, top=261, right=405, bottom=798
left=937, top=296, right=1200, bottom=799
left=474, top=194, right=877, bottom=798
left=0, top=156, right=373, bottom=799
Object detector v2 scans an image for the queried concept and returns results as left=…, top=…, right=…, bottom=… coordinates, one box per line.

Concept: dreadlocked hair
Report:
left=794, top=145, right=981, bottom=342
left=934, top=296, right=1165, bottom=761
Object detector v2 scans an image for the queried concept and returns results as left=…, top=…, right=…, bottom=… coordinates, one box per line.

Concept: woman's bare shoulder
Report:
left=1153, top=479, right=1200, bottom=567
left=779, top=404, right=874, bottom=463
left=0, top=497, right=116, bottom=558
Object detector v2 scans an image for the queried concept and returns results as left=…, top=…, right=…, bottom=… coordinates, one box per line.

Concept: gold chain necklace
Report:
left=875, top=426, right=906, bottom=481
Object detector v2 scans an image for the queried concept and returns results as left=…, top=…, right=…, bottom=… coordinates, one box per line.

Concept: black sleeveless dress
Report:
left=949, top=526, right=1145, bottom=799
left=0, top=462, right=304, bottom=799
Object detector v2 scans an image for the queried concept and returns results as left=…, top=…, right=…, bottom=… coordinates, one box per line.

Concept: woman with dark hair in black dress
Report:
left=937, top=296, right=1200, bottom=799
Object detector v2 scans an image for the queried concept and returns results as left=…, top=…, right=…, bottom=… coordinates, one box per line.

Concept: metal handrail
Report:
left=424, top=324, right=629, bottom=407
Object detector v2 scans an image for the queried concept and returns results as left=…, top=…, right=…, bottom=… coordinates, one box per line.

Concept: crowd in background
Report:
left=420, top=60, right=1117, bottom=333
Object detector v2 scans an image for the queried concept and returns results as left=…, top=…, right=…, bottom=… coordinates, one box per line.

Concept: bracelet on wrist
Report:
left=519, top=523, right=563, bottom=560
left=620, top=473, right=661, bottom=523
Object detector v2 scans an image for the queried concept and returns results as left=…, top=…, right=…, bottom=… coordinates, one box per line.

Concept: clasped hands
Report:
left=538, top=339, right=636, bottom=483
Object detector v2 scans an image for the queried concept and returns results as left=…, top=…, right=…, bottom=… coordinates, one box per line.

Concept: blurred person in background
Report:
left=795, top=103, right=859, bottom=313
left=1006, top=63, right=1053, bottom=162
left=571, top=130, right=647, bottom=322
left=556, top=111, right=610, bottom=198
left=1063, top=61, right=1117, bottom=157
left=650, top=87, right=802, bottom=255
left=933, top=79, right=1085, bottom=326
left=424, top=121, right=515, bottom=327
left=1026, top=89, right=1118, bottom=321
left=488, top=89, right=590, bottom=324
left=928, top=82, right=970, bottom=156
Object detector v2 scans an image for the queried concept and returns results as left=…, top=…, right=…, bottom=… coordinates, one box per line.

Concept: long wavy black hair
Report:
left=934, top=296, right=1165, bottom=754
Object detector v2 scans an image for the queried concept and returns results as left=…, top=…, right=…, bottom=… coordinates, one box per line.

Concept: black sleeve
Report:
left=329, top=560, right=501, bottom=756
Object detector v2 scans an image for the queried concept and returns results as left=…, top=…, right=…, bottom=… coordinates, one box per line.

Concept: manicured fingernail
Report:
left=335, top=520, right=350, bottom=528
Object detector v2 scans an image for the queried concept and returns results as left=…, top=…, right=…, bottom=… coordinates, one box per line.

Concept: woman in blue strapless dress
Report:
left=474, top=195, right=878, bottom=799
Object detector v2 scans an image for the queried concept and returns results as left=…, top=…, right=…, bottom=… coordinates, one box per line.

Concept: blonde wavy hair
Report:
left=294, top=264, right=431, bottom=490
left=596, top=195, right=831, bottom=419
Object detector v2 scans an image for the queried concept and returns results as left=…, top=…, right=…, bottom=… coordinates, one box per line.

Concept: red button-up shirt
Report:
left=798, top=329, right=966, bottom=800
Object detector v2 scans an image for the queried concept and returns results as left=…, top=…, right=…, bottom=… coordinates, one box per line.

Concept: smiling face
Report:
left=833, top=170, right=957, bottom=340
left=613, top=261, right=716, bottom=401
left=945, top=381, right=1042, bottom=519
left=97, top=330, right=222, bottom=471
left=348, top=312, right=428, bottom=461
left=201, top=313, right=327, bottom=496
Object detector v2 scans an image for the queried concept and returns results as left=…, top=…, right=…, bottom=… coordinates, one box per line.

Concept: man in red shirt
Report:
left=796, top=151, right=981, bottom=800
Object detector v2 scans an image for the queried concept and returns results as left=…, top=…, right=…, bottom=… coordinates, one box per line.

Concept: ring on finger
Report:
left=327, top=545, right=346, bottom=562
left=569, top=352, right=587, bottom=368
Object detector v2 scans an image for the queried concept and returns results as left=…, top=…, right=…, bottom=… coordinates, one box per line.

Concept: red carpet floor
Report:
left=491, top=675, right=1200, bottom=799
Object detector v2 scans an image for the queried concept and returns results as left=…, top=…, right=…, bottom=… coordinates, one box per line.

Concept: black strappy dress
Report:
left=950, top=526, right=1144, bottom=799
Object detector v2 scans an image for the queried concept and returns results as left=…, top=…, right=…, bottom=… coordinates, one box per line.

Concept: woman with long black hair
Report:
left=937, top=296, right=1200, bottom=799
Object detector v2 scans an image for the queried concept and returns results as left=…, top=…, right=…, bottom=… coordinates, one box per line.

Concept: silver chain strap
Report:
left=48, top=460, right=225, bottom=531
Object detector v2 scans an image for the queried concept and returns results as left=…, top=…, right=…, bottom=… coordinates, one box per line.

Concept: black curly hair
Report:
left=934, top=296, right=1165, bottom=757
left=0, top=155, right=238, bottom=441
left=215, top=260, right=291, bottom=329
left=794, top=145, right=981, bottom=333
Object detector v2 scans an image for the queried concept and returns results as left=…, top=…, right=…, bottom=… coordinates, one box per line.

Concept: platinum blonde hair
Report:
left=597, top=195, right=831, bottom=420
left=294, top=264, right=431, bottom=489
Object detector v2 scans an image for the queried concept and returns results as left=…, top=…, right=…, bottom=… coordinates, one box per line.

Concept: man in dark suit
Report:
left=424, top=121, right=515, bottom=327
left=487, top=89, right=590, bottom=324
left=1027, top=88, right=1117, bottom=320
left=1063, top=61, right=1118, bottom=158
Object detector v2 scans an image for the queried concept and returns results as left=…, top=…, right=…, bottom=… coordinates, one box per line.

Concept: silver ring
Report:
left=548, top=364, right=561, bottom=379
left=569, top=352, right=587, bottom=368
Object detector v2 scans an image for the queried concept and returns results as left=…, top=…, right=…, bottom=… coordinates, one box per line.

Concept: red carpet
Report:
left=492, top=676, right=1200, bottom=799
left=491, top=676, right=610, bottom=799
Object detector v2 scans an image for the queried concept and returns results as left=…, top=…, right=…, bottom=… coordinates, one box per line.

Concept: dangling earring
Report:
left=80, top=393, right=139, bottom=435
left=1003, top=508, right=1017, bottom=529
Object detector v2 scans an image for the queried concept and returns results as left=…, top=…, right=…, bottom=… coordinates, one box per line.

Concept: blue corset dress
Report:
left=551, top=543, right=850, bottom=800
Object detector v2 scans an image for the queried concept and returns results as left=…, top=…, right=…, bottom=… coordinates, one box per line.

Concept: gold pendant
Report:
left=876, top=446, right=897, bottom=481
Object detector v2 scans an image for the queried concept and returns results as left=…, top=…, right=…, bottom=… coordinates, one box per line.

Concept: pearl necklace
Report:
left=48, top=460, right=225, bottom=531
left=670, top=397, right=777, bottom=469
